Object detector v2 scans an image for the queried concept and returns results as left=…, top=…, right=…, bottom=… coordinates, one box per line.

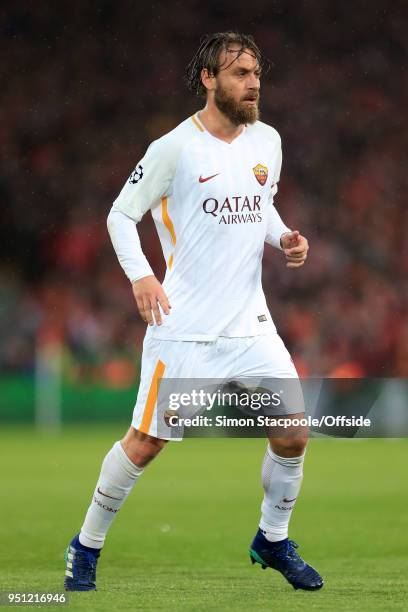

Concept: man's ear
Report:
left=201, top=68, right=216, bottom=92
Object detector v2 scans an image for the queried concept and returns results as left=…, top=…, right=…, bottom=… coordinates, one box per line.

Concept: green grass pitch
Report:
left=0, top=426, right=407, bottom=611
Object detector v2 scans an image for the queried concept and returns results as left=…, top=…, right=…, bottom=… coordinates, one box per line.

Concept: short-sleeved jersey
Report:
left=113, top=113, right=287, bottom=341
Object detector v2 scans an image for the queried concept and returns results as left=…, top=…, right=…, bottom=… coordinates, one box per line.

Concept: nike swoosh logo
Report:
left=97, top=486, right=121, bottom=501
left=199, top=173, right=219, bottom=183
left=282, top=497, right=297, bottom=503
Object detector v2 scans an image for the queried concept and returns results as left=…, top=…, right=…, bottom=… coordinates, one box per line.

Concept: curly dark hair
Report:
left=185, top=31, right=269, bottom=97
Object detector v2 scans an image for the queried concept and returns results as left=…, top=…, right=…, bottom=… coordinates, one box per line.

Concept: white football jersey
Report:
left=112, top=112, right=290, bottom=340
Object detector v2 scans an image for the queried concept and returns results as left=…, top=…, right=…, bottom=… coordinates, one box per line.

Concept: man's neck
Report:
left=197, top=105, right=244, bottom=144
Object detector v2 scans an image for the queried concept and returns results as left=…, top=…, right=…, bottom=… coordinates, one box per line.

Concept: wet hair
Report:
left=185, top=31, right=270, bottom=97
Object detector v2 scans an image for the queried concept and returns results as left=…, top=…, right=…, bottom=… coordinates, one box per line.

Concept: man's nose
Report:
left=248, top=73, right=260, bottom=89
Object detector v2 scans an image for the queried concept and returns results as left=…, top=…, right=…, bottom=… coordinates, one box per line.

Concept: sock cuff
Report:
left=113, top=441, right=144, bottom=478
left=79, top=531, right=104, bottom=551
left=259, top=519, right=288, bottom=541
left=267, top=445, right=305, bottom=467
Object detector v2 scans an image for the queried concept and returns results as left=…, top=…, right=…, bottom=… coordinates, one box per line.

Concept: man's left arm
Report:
left=265, top=200, right=309, bottom=269
left=264, top=140, right=309, bottom=268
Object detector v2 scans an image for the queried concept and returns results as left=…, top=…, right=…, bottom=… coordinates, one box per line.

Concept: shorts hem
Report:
left=131, top=422, right=183, bottom=442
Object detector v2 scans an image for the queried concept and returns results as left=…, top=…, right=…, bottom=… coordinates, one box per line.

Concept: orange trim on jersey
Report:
left=168, top=253, right=174, bottom=270
left=139, top=359, right=166, bottom=434
left=161, top=197, right=176, bottom=246
left=191, top=114, right=204, bottom=132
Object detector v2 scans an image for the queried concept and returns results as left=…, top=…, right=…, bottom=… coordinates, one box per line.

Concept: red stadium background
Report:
left=1, top=0, right=407, bottom=416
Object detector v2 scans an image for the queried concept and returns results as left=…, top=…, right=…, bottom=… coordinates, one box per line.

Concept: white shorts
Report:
left=132, top=333, right=302, bottom=440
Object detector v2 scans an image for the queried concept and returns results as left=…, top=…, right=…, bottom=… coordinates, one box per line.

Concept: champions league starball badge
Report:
left=129, top=164, right=144, bottom=184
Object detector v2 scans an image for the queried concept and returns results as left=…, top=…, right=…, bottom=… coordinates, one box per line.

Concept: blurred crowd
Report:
left=1, top=0, right=407, bottom=381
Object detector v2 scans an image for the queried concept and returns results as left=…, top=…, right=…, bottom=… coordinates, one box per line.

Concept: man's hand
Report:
left=280, top=230, right=309, bottom=268
left=132, top=275, right=171, bottom=326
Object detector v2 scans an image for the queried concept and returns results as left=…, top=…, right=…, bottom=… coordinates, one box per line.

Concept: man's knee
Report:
left=121, top=427, right=167, bottom=468
left=269, top=435, right=308, bottom=458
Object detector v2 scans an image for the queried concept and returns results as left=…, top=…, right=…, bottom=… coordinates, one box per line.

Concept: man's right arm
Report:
left=107, top=206, right=153, bottom=283
left=107, top=138, right=175, bottom=325
left=106, top=208, right=170, bottom=325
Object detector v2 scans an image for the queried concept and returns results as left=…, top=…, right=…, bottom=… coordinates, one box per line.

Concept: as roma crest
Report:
left=253, top=163, right=268, bottom=186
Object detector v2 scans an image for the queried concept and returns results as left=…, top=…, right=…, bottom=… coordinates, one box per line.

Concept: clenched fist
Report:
left=280, top=230, right=309, bottom=268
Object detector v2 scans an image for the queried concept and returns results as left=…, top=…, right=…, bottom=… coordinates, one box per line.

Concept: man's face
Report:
left=213, top=46, right=261, bottom=125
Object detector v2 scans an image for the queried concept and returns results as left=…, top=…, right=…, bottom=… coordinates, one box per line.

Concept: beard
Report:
left=214, top=85, right=259, bottom=126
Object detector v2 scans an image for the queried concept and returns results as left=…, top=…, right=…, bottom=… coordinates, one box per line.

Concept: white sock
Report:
left=79, top=441, right=144, bottom=549
left=259, top=445, right=305, bottom=542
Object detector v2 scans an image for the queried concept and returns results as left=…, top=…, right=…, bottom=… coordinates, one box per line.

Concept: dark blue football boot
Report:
left=249, top=528, right=323, bottom=591
left=64, top=534, right=100, bottom=591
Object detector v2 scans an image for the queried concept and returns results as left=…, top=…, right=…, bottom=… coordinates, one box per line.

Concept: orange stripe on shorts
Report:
left=139, top=360, right=166, bottom=435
